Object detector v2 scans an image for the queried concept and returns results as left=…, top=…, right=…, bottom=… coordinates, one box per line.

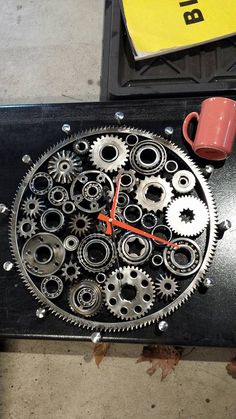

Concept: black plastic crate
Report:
left=101, top=0, right=236, bottom=100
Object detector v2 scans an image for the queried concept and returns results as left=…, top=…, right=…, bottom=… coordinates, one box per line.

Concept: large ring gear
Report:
left=9, top=127, right=218, bottom=332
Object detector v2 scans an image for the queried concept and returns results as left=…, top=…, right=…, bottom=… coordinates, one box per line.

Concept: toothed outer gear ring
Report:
left=48, top=150, right=82, bottom=184
left=68, top=212, right=93, bottom=237
left=73, top=138, right=90, bottom=155
left=29, top=172, right=53, bottom=195
left=172, top=170, right=196, bottom=194
left=41, top=276, right=64, bottom=299
left=78, top=233, right=115, bottom=273
left=90, top=134, right=129, bottom=172
left=9, top=127, right=218, bottom=331
left=166, top=196, right=209, bottom=237
left=135, top=175, right=173, bottom=212
left=163, top=238, right=203, bottom=277
left=48, top=186, right=69, bottom=206
left=105, top=267, right=155, bottom=320
left=156, top=275, right=179, bottom=301
left=17, top=217, right=38, bottom=238
left=61, top=260, right=80, bottom=282
left=69, top=280, right=103, bottom=317
left=130, top=139, right=167, bottom=175
left=22, top=195, right=45, bottom=218
left=115, top=169, right=138, bottom=193
left=21, top=233, right=65, bottom=277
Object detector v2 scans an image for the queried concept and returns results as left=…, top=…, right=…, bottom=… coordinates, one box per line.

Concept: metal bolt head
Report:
left=3, top=261, right=13, bottom=271
left=115, top=111, right=124, bottom=124
left=164, top=126, right=174, bottom=137
left=22, top=154, right=32, bottom=165
left=0, top=203, right=9, bottom=214
left=36, top=307, right=46, bottom=319
left=158, top=320, right=168, bottom=332
left=91, top=332, right=102, bottom=343
left=203, top=165, right=214, bottom=177
left=203, top=278, right=213, bottom=288
left=62, top=124, right=71, bottom=134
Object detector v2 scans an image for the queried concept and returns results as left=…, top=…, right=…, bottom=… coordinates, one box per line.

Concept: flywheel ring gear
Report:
left=9, top=127, right=218, bottom=331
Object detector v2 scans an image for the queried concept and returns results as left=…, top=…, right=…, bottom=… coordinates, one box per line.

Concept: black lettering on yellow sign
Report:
left=179, top=0, right=204, bottom=25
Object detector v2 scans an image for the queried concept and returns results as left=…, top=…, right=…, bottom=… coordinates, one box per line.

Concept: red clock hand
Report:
left=97, top=213, right=178, bottom=248
left=105, top=175, right=122, bottom=235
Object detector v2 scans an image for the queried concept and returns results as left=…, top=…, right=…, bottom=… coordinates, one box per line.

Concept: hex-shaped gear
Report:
left=48, top=150, right=82, bottom=184
left=135, top=175, right=173, bottom=212
left=165, top=195, right=209, bottom=237
left=89, top=134, right=129, bottom=172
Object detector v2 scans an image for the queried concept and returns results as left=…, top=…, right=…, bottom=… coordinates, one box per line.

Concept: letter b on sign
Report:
left=184, top=9, right=204, bottom=25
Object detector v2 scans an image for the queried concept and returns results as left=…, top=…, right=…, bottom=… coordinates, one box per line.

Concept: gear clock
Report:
left=9, top=127, right=218, bottom=331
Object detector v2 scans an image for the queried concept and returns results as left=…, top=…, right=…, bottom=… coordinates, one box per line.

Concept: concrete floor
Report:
left=0, top=1, right=236, bottom=418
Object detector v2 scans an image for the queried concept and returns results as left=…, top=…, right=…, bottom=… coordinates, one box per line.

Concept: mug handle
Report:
left=182, top=112, right=199, bottom=146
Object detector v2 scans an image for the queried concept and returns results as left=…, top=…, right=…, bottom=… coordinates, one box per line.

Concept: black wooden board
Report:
left=0, top=99, right=235, bottom=346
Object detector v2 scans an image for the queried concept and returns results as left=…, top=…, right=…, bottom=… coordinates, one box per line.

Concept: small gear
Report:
left=69, top=280, right=103, bottom=317
left=90, top=134, right=129, bottom=172
left=135, top=175, right=173, bottom=212
left=68, top=212, right=93, bottom=237
left=156, top=275, right=179, bottom=301
left=48, top=150, right=82, bottom=184
left=166, top=196, right=209, bottom=237
left=17, top=217, right=38, bottom=238
left=22, top=195, right=45, bottom=218
left=105, top=266, right=155, bottom=320
left=73, top=138, right=90, bottom=155
left=61, top=260, right=80, bottom=283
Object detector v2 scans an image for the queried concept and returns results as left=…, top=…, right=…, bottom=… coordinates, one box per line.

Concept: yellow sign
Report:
left=121, top=0, right=236, bottom=60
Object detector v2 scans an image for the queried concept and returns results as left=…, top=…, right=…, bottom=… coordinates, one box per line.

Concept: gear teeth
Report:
left=135, top=175, right=173, bottom=212
left=89, top=134, right=129, bottom=173
left=8, top=127, right=219, bottom=332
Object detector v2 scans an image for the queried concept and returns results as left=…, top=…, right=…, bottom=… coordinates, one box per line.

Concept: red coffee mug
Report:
left=182, top=97, right=236, bottom=160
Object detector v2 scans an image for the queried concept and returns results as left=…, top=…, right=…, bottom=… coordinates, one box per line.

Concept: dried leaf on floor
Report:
left=93, top=343, right=111, bottom=367
left=136, top=345, right=183, bottom=380
left=226, top=357, right=236, bottom=379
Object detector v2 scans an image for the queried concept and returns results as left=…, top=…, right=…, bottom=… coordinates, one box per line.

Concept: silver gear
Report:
left=61, top=260, right=80, bottom=283
left=118, top=233, right=152, bottom=265
left=115, top=169, right=138, bottom=193
left=90, top=134, right=129, bottom=172
left=135, top=175, right=173, bottom=212
left=22, top=195, right=45, bottom=218
left=172, top=170, right=196, bottom=193
left=48, top=186, right=69, bottom=206
left=21, top=233, right=65, bottom=277
left=17, top=217, right=38, bottom=238
left=163, top=238, right=202, bottom=277
left=78, top=233, right=115, bottom=273
left=70, top=170, right=114, bottom=214
left=68, top=212, right=93, bottom=237
left=130, top=139, right=167, bottom=175
left=156, top=275, right=179, bottom=301
left=105, top=266, right=155, bottom=320
left=9, top=127, right=218, bottom=331
left=166, top=196, right=209, bottom=237
left=69, top=280, right=103, bottom=317
left=73, top=138, right=90, bottom=155
left=48, top=150, right=82, bottom=184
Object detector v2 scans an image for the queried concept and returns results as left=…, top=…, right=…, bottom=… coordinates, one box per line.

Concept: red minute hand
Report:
left=97, top=213, right=178, bottom=248
left=105, top=175, right=122, bottom=235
